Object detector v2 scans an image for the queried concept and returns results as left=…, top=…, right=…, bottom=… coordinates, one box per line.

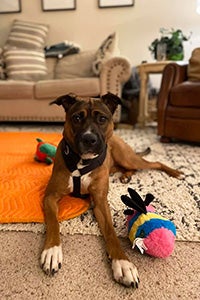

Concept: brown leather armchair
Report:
left=157, top=62, right=200, bottom=143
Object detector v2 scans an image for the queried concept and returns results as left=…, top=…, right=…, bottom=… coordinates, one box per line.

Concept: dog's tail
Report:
left=136, top=147, right=151, bottom=157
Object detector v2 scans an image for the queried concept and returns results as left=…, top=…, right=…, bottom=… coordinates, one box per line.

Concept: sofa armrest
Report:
left=99, top=56, right=131, bottom=97
left=157, top=62, right=188, bottom=134
left=158, top=63, right=188, bottom=106
left=99, top=56, right=131, bottom=123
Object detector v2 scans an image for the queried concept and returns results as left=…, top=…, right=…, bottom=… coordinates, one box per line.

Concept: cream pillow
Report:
left=55, top=50, right=96, bottom=79
left=4, top=48, right=48, bottom=81
left=92, top=32, right=120, bottom=75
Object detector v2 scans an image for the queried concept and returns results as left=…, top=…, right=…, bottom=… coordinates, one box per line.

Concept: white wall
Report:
left=0, top=0, right=200, bottom=66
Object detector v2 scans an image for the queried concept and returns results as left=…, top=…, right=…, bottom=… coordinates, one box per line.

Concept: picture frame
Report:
left=0, top=0, right=21, bottom=14
left=98, top=0, right=134, bottom=8
left=41, top=0, right=76, bottom=11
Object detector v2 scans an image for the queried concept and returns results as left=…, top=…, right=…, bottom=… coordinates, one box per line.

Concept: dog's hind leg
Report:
left=110, top=134, right=183, bottom=178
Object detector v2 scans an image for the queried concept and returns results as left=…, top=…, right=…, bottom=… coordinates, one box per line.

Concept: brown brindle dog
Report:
left=40, top=93, right=182, bottom=288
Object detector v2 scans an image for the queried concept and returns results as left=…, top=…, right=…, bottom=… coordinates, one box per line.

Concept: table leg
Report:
left=137, top=71, right=149, bottom=127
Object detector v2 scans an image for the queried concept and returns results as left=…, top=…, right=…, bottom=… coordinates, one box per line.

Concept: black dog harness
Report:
left=61, top=139, right=107, bottom=198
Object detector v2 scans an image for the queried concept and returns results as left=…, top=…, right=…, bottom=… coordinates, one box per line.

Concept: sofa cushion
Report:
left=5, top=19, right=49, bottom=50
left=35, top=78, right=100, bottom=99
left=4, top=48, right=48, bottom=81
left=167, top=106, right=200, bottom=119
left=169, top=81, right=200, bottom=107
left=55, top=50, right=96, bottom=79
left=0, top=80, right=34, bottom=99
left=92, top=32, right=120, bottom=75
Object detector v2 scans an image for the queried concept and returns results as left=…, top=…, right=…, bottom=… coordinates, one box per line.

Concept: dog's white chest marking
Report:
left=80, top=172, right=92, bottom=194
left=67, top=159, right=94, bottom=194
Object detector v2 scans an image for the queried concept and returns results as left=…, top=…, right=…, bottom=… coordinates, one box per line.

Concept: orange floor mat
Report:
left=0, top=132, right=90, bottom=223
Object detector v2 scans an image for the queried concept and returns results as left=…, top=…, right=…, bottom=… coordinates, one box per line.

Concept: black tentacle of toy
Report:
left=121, top=194, right=135, bottom=208
left=128, top=188, right=147, bottom=213
left=121, top=188, right=156, bottom=215
left=144, top=193, right=155, bottom=206
left=124, top=208, right=134, bottom=216
left=121, top=194, right=146, bottom=214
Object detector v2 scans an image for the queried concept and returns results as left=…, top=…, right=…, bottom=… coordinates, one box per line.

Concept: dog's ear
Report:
left=50, top=93, right=78, bottom=112
left=101, top=92, right=122, bottom=114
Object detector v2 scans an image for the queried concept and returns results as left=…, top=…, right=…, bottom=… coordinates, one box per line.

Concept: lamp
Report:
left=196, top=0, right=200, bottom=14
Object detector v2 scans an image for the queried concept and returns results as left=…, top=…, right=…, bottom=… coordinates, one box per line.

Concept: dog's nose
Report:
left=82, top=133, right=98, bottom=147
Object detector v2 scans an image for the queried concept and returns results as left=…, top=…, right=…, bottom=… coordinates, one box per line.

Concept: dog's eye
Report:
left=72, top=113, right=84, bottom=124
left=97, top=115, right=107, bottom=124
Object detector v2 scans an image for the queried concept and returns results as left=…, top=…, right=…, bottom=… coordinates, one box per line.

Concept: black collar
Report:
left=61, top=138, right=107, bottom=198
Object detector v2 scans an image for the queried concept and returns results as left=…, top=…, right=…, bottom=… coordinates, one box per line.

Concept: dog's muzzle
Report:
left=76, top=131, right=105, bottom=158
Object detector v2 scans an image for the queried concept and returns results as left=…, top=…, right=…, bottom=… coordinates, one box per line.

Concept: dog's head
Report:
left=51, top=92, right=121, bottom=159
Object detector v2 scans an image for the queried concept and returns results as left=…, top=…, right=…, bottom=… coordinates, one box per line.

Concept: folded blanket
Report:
left=0, top=132, right=90, bottom=223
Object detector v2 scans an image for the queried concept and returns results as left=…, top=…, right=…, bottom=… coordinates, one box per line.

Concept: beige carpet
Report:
left=0, top=124, right=199, bottom=299
left=0, top=231, right=199, bottom=300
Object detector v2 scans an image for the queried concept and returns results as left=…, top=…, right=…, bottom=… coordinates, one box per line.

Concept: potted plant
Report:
left=149, top=28, right=191, bottom=61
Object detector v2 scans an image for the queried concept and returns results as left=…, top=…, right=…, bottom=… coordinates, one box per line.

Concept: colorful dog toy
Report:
left=121, top=188, right=176, bottom=258
left=34, top=138, right=57, bottom=165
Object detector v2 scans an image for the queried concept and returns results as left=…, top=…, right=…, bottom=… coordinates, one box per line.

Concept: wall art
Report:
left=0, top=0, right=21, bottom=14
left=42, top=0, right=76, bottom=11
left=98, top=0, right=134, bottom=8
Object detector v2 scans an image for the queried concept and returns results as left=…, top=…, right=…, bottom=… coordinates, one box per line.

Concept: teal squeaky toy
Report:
left=121, top=188, right=176, bottom=258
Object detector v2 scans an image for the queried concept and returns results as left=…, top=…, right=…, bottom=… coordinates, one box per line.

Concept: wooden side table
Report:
left=137, top=61, right=171, bottom=127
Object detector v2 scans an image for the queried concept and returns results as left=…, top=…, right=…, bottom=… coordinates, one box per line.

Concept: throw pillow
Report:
left=187, top=47, right=200, bottom=81
left=92, top=32, right=120, bottom=75
left=5, top=19, right=49, bottom=50
left=0, top=48, right=6, bottom=80
left=55, top=50, right=96, bottom=79
left=4, top=48, right=48, bottom=81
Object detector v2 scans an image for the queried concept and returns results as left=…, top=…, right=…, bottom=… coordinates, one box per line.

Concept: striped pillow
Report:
left=4, top=48, right=48, bottom=81
left=6, top=20, right=49, bottom=50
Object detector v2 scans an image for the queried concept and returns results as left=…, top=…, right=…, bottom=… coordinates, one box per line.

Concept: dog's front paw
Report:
left=40, top=245, right=63, bottom=276
left=112, top=259, right=139, bottom=288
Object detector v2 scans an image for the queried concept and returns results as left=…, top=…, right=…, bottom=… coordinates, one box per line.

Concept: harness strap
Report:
left=61, top=138, right=107, bottom=198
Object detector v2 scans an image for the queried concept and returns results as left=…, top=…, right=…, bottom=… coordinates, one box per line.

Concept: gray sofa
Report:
left=0, top=54, right=131, bottom=123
